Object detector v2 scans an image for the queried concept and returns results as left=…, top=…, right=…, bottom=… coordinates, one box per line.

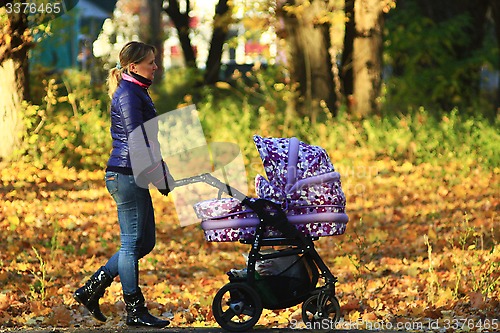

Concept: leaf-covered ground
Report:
left=0, top=158, right=498, bottom=331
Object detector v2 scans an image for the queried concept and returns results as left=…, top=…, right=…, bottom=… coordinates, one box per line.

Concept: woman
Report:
left=74, top=41, right=172, bottom=328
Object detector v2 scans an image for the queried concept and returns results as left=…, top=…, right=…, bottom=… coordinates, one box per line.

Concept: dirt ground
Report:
left=0, top=328, right=373, bottom=333
left=0, top=327, right=392, bottom=333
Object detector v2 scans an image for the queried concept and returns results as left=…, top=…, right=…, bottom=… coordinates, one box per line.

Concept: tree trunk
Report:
left=204, top=0, right=230, bottom=84
left=352, top=0, right=383, bottom=117
left=279, top=0, right=337, bottom=118
left=139, top=0, right=164, bottom=83
left=0, top=59, right=27, bottom=159
left=489, top=0, right=500, bottom=115
left=0, top=9, right=30, bottom=160
left=341, top=0, right=355, bottom=100
left=164, top=0, right=196, bottom=68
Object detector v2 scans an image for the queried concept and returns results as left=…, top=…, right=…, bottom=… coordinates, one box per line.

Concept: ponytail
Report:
left=107, top=68, right=122, bottom=99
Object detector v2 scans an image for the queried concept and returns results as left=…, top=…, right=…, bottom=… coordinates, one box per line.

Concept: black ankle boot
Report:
left=123, top=288, right=169, bottom=328
left=73, top=266, right=113, bottom=322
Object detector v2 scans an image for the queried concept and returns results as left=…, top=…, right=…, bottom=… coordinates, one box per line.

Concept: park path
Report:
left=0, top=327, right=402, bottom=333
left=0, top=328, right=400, bottom=333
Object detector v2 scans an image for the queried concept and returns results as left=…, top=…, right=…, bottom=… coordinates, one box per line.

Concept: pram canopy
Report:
left=253, top=135, right=345, bottom=209
left=196, top=135, right=348, bottom=242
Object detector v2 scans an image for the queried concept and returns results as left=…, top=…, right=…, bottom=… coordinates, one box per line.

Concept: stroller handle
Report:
left=174, top=173, right=248, bottom=202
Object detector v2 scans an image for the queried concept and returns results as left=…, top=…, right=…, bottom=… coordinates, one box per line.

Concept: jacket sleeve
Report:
left=137, top=160, right=175, bottom=191
left=115, top=88, right=175, bottom=190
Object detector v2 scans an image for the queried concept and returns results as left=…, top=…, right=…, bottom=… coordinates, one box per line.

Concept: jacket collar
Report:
left=122, top=72, right=152, bottom=89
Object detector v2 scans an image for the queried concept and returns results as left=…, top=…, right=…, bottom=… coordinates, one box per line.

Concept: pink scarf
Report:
left=122, top=72, right=152, bottom=89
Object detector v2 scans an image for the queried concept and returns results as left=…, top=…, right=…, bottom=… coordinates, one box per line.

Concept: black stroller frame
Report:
left=177, top=173, right=342, bottom=331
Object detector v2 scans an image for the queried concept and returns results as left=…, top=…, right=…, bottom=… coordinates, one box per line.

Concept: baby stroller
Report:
left=176, top=135, right=348, bottom=331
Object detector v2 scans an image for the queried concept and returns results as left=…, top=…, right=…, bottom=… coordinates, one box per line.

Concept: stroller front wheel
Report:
left=302, top=293, right=341, bottom=329
left=212, top=282, right=263, bottom=332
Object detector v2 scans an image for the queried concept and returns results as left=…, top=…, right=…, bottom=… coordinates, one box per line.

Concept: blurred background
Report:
left=0, top=0, right=499, bottom=170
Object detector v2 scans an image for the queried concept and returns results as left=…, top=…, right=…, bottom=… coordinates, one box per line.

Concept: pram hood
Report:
left=195, top=135, right=348, bottom=242
left=253, top=135, right=346, bottom=208
left=254, top=135, right=335, bottom=185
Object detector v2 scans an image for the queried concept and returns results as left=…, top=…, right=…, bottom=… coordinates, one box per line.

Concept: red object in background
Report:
left=245, top=41, right=268, bottom=55
left=189, top=16, right=199, bottom=28
left=171, top=45, right=181, bottom=56
left=170, top=45, right=197, bottom=57
left=167, top=15, right=199, bottom=28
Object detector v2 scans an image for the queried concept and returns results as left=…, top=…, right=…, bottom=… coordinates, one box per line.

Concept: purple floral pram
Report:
left=194, top=135, right=348, bottom=242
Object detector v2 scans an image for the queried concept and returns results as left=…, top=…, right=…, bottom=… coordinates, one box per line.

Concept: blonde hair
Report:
left=107, top=41, right=156, bottom=98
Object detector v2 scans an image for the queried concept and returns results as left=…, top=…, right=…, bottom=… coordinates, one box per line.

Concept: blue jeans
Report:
left=102, top=171, right=156, bottom=295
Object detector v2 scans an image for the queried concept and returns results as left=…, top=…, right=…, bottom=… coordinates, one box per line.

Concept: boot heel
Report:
left=124, top=288, right=169, bottom=328
left=74, top=266, right=113, bottom=322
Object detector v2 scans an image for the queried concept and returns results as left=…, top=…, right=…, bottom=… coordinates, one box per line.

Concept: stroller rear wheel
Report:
left=302, top=293, right=341, bottom=329
left=212, top=282, right=263, bottom=332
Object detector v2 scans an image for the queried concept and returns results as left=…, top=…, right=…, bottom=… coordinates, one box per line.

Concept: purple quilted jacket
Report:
left=106, top=73, right=157, bottom=173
